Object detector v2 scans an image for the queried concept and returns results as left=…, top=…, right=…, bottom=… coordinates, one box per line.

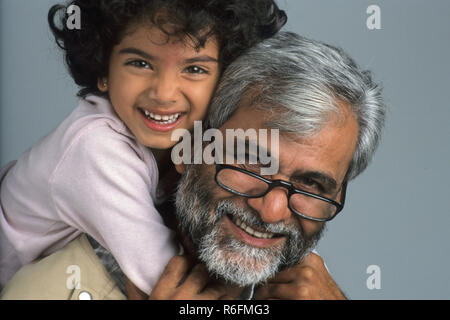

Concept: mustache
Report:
left=216, top=199, right=301, bottom=237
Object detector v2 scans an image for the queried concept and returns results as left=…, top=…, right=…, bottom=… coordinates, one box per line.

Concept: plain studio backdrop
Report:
left=1, top=0, right=449, bottom=299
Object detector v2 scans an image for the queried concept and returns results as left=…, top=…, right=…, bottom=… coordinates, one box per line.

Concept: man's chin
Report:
left=196, top=230, right=284, bottom=287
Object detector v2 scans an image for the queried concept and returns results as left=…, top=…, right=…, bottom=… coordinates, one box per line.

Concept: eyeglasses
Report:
left=214, top=164, right=347, bottom=222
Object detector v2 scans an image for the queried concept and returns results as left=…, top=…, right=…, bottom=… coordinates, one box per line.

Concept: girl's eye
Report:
left=184, top=65, right=208, bottom=74
left=127, top=60, right=152, bottom=69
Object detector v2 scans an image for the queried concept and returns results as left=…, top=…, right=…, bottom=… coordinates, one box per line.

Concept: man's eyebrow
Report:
left=232, top=138, right=272, bottom=161
left=292, top=170, right=338, bottom=191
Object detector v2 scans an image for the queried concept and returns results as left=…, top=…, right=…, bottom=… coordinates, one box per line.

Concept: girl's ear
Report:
left=97, top=78, right=108, bottom=92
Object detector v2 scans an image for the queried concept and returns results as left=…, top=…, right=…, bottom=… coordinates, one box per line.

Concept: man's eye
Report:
left=295, top=178, right=323, bottom=193
left=126, top=60, right=152, bottom=69
left=184, top=65, right=208, bottom=74
left=241, top=163, right=261, bottom=173
left=303, top=178, right=316, bottom=186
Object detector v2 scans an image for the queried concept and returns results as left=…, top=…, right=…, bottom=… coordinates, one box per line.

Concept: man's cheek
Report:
left=300, top=220, right=324, bottom=238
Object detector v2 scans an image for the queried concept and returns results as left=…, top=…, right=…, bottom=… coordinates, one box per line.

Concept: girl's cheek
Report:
left=196, top=81, right=218, bottom=106
left=112, top=75, right=145, bottom=99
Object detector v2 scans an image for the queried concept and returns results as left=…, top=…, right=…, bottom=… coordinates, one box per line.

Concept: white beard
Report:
left=175, top=164, right=323, bottom=286
left=197, top=221, right=283, bottom=286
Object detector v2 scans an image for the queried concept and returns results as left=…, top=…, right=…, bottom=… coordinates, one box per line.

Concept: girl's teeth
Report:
left=232, top=216, right=275, bottom=239
left=142, top=109, right=181, bottom=124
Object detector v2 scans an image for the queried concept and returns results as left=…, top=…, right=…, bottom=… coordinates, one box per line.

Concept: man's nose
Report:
left=148, top=71, right=178, bottom=105
left=247, top=187, right=292, bottom=224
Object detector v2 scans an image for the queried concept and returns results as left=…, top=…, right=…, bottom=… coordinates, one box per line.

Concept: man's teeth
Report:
left=142, top=109, right=181, bottom=124
left=232, top=216, right=275, bottom=239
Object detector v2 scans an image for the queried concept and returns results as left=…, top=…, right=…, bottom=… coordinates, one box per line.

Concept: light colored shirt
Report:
left=0, top=234, right=127, bottom=300
left=0, top=95, right=179, bottom=294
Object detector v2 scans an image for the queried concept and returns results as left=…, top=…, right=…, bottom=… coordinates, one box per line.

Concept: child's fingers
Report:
left=150, top=259, right=238, bottom=300
left=125, top=277, right=148, bottom=300
left=149, top=255, right=191, bottom=299
left=202, top=281, right=244, bottom=300
left=178, top=263, right=211, bottom=297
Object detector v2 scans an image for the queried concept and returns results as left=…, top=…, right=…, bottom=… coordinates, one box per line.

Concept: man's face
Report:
left=175, top=102, right=359, bottom=286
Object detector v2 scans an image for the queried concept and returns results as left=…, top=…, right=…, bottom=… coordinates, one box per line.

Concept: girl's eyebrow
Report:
left=184, top=56, right=219, bottom=64
left=118, top=47, right=218, bottom=64
left=119, top=47, right=155, bottom=60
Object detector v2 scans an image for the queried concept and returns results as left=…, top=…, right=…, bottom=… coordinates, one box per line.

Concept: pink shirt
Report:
left=0, top=95, right=179, bottom=294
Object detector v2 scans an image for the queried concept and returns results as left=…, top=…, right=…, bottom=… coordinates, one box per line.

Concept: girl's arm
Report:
left=50, top=123, right=179, bottom=294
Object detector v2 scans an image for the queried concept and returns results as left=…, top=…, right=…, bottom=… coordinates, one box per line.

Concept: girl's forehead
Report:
left=120, top=22, right=218, bottom=52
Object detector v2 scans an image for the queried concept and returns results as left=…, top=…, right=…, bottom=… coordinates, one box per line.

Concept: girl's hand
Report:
left=253, top=253, right=347, bottom=300
left=126, top=277, right=148, bottom=300
left=148, top=256, right=240, bottom=300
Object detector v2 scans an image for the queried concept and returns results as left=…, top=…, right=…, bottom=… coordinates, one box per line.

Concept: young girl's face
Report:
left=102, top=24, right=220, bottom=149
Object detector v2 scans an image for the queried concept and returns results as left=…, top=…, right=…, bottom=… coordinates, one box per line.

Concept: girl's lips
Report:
left=139, top=110, right=184, bottom=133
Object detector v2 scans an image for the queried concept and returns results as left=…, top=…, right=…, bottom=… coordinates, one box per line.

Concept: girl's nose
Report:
left=148, top=72, right=179, bottom=105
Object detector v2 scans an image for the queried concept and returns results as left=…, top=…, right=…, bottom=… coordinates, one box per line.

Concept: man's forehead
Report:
left=218, top=100, right=359, bottom=182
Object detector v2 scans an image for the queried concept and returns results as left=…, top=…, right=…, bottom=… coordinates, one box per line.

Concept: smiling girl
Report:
left=0, top=0, right=286, bottom=294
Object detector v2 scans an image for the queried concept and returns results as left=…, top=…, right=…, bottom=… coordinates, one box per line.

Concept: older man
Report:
left=148, top=31, right=385, bottom=300
left=0, top=32, right=385, bottom=300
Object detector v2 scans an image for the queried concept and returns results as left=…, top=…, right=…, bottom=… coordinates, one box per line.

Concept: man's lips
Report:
left=224, top=214, right=285, bottom=249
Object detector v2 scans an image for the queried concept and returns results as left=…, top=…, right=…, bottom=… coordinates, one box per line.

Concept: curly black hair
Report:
left=48, top=0, right=287, bottom=97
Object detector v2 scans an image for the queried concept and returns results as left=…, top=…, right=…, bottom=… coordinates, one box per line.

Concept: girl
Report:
left=0, top=0, right=286, bottom=294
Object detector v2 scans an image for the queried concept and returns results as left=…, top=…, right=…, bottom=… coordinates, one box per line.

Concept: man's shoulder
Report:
left=0, top=234, right=126, bottom=300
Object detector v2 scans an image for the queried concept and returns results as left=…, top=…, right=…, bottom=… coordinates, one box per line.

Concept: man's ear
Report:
left=175, top=163, right=185, bottom=174
left=336, top=180, right=348, bottom=206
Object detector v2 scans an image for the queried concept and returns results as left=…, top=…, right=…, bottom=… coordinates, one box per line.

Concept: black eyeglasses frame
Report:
left=214, top=164, right=347, bottom=222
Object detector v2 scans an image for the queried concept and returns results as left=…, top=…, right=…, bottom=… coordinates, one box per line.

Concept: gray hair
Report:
left=205, top=31, right=386, bottom=180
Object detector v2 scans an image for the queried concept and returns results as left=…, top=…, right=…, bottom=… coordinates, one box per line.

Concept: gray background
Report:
left=1, top=0, right=449, bottom=299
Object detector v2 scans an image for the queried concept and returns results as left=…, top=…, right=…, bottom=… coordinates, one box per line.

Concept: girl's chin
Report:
left=136, top=130, right=178, bottom=149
